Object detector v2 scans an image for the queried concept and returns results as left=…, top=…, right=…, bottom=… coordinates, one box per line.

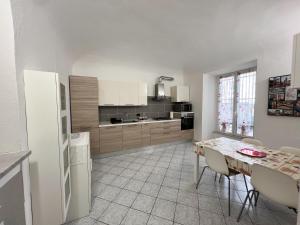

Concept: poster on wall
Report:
left=268, top=75, right=300, bottom=117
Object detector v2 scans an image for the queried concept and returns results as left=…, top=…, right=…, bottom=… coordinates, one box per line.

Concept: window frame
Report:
left=216, top=67, right=257, bottom=138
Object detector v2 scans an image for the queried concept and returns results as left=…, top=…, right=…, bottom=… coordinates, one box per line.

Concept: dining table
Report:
left=193, top=137, right=300, bottom=224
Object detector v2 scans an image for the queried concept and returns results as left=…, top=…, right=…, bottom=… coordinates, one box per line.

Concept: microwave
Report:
left=173, top=103, right=192, bottom=112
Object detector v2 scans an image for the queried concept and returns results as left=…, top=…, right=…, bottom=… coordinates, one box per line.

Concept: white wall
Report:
left=201, top=74, right=217, bottom=140
left=72, top=55, right=184, bottom=96
left=183, top=72, right=203, bottom=141
left=0, top=0, right=21, bottom=152
left=255, top=42, right=300, bottom=148
left=11, top=0, right=72, bottom=150
left=185, top=38, right=300, bottom=149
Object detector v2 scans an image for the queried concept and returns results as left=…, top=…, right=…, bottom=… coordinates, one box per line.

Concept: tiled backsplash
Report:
left=99, top=96, right=175, bottom=122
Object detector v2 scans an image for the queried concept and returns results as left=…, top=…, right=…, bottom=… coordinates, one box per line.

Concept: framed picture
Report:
left=267, top=75, right=300, bottom=117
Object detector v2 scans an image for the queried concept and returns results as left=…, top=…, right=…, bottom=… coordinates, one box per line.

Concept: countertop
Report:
left=99, top=118, right=181, bottom=127
left=71, top=132, right=90, bottom=146
left=0, top=151, right=31, bottom=179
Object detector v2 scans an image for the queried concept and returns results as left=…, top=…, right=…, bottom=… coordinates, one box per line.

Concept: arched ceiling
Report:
left=45, top=0, right=300, bottom=72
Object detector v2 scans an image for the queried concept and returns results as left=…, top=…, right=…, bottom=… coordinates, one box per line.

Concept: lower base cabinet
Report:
left=98, top=121, right=194, bottom=154
left=180, top=129, right=194, bottom=140
left=123, top=124, right=142, bottom=149
left=100, top=126, right=123, bottom=153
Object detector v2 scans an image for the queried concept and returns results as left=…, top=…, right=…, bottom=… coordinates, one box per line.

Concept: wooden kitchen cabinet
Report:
left=100, top=126, right=123, bottom=153
left=89, top=128, right=100, bottom=155
left=142, top=124, right=151, bottom=146
left=180, top=129, right=194, bottom=140
left=123, top=124, right=142, bottom=149
left=150, top=121, right=181, bottom=145
left=98, top=120, right=192, bottom=154
left=69, top=76, right=100, bottom=155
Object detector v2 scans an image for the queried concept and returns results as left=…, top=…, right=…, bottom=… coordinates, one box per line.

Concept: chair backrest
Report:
left=204, top=147, right=229, bottom=176
left=251, top=164, right=298, bottom=209
left=280, top=146, right=300, bottom=156
left=242, top=138, right=263, bottom=146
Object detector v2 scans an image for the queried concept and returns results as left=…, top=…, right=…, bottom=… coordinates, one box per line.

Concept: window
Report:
left=217, top=68, right=256, bottom=137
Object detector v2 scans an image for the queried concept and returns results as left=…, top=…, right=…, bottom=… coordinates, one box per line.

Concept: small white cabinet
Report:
left=292, top=33, right=300, bottom=88
left=171, top=85, right=190, bottom=102
left=99, top=80, right=147, bottom=106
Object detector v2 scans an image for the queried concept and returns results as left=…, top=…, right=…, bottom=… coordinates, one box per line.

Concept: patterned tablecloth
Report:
left=194, top=137, right=300, bottom=182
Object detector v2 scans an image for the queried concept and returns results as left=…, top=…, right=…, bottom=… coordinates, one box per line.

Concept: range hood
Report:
left=154, top=76, right=174, bottom=100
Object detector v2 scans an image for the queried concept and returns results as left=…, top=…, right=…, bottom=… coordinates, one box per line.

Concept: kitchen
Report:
left=69, top=75, right=195, bottom=156
left=1, top=1, right=300, bottom=225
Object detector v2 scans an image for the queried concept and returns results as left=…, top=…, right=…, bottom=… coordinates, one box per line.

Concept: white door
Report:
left=119, top=82, right=139, bottom=106
left=98, top=80, right=120, bottom=106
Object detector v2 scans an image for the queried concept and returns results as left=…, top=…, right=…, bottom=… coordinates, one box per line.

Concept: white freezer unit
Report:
left=67, top=132, right=92, bottom=222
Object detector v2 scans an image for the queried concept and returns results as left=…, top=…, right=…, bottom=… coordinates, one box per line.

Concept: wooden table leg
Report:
left=194, top=153, right=199, bottom=184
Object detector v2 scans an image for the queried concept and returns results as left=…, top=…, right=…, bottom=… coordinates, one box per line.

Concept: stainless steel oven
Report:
left=173, top=112, right=194, bottom=130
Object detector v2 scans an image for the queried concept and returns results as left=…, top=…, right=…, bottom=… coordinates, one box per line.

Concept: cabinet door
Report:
left=69, top=76, right=99, bottom=130
left=89, top=128, right=100, bottom=155
left=98, top=80, right=120, bottom=106
left=138, top=82, right=148, bottom=105
left=123, top=124, right=142, bottom=149
left=119, top=82, right=139, bottom=106
left=100, top=126, right=123, bottom=153
left=292, top=33, right=300, bottom=88
left=177, top=86, right=190, bottom=102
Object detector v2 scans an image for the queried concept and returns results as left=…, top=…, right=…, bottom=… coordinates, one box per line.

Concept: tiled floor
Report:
left=65, top=141, right=297, bottom=225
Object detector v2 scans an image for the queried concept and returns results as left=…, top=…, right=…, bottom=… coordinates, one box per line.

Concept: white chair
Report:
left=196, top=147, right=248, bottom=216
left=237, top=164, right=298, bottom=221
left=280, top=146, right=300, bottom=156
left=242, top=138, right=264, bottom=146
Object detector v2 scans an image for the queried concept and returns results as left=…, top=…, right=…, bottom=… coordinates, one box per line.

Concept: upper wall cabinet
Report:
left=99, top=80, right=120, bottom=106
left=119, top=82, right=139, bottom=106
left=171, top=85, right=190, bottom=102
left=292, top=33, right=300, bottom=88
left=99, top=80, right=148, bottom=106
left=138, top=82, right=148, bottom=105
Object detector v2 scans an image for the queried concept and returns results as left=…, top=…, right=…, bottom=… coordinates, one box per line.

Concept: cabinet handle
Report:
left=124, top=104, right=135, bottom=106
left=103, top=104, right=115, bottom=106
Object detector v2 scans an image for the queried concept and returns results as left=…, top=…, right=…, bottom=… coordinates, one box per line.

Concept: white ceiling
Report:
left=46, top=0, right=300, bottom=72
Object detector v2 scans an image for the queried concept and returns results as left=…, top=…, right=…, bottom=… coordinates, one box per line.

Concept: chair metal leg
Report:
left=237, top=189, right=254, bottom=222
left=227, top=176, right=231, bottom=216
left=248, top=190, right=256, bottom=207
left=219, top=174, right=222, bottom=183
left=242, top=175, right=249, bottom=192
left=196, top=166, right=208, bottom=189
left=214, top=172, right=217, bottom=182
left=254, top=192, right=260, bottom=206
